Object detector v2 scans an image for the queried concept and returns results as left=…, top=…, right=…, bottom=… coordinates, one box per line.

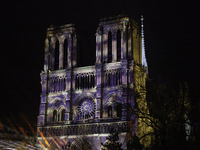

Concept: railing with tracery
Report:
left=104, top=69, right=122, bottom=87
left=49, top=76, right=66, bottom=93
left=75, top=73, right=95, bottom=90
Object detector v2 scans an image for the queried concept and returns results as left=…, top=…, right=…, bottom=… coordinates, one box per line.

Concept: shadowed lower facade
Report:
left=37, top=14, right=150, bottom=150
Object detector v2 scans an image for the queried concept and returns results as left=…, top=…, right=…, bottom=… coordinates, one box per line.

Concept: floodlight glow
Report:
left=38, top=15, right=149, bottom=149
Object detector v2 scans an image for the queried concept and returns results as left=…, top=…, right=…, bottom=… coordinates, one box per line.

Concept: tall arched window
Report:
left=63, top=38, right=68, bottom=69
left=107, top=31, right=112, bottom=63
left=55, top=40, right=59, bottom=70
left=53, top=110, right=57, bottom=122
left=117, top=30, right=121, bottom=61
left=61, top=109, right=65, bottom=121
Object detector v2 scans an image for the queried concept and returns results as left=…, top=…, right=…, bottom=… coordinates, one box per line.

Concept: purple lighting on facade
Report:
left=77, top=98, right=96, bottom=119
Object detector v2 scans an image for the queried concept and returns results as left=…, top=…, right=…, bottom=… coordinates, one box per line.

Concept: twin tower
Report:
left=37, top=14, right=149, bottom=150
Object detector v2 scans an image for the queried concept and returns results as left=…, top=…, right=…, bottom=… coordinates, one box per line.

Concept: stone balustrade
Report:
left=38, top=122, right=127, bottom=137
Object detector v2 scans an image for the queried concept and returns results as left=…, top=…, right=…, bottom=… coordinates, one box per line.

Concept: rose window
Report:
left=77, top=97, right=96, bottom=119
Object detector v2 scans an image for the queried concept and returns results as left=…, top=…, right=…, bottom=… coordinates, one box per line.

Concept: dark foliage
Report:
left=101, top=128, right=123, bottom=150
left=127, top=133, right=142, bottom=150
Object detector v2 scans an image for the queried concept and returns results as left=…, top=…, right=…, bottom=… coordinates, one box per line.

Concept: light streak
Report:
left=21, top=114, right=36, bottom=135
left=53, top=133, right=65, bottom=146
left=19, top=126, right=28, bottom=139
left=47, top=132, right=61, bottom=149
left=39, top=140, right=46, bottom=149
left=38, top=130, right=51, bottom=149
left=6, top=118, right=19, bottom=135
left=0, top=122, right=11, bottom=141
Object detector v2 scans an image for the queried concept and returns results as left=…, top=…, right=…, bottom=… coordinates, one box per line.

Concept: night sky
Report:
left=0, top=1, right=199, bottom=127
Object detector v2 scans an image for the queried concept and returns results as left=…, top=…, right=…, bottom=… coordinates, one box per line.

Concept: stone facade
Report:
left=37, top=14, right=148, bottom=150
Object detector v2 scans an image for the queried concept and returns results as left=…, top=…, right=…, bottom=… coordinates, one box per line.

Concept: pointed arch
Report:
left=107, top=31, right=112, bottom=63
left=116, top=103, right=122, bottom=117
left=63, top=38, right=68, bottom=69
left=117, top=30, right=121, bottom=61
left=55, top=39, right=59, bottom=70
left=61, top=109, right=65, bottom=121
left=53, top=110, right=57, bottom=122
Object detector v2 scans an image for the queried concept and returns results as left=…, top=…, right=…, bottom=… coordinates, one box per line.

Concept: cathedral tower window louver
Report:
left=63, top=38, right=68, bottom=69
left=117, top=30, right=121, bottom=61
left=108, top=31, right=112, bottom=63
left=55, top=40, right=59, bottom=70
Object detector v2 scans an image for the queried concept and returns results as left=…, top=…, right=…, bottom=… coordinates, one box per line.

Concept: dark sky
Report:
left=0, top=1, right=199, bottom=126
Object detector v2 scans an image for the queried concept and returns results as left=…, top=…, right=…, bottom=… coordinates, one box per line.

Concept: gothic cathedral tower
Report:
left=37, top=14, right=148, bottom=150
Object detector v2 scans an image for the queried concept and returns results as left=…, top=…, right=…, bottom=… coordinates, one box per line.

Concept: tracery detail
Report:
left=77, top=97, right=96, bottom=119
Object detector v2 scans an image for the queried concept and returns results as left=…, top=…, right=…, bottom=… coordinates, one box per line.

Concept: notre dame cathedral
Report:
left=37, top=14, right=149, bottom=149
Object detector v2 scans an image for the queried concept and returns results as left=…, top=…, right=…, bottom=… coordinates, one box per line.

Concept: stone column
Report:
left=120, top=29, right=124, bottom=60
left=79, top=74, right=81, bottom=89
left=122, top=24, right=126, bottom=59
left=44, top=38, right=49, bottom=71
left=112, top=31, right=117, bottom=62
left=121, top=60, right=127, bottom=85
left=68, top=36, right=72, bottom=68
left=65, top=101, right=70, bottom=123
left=104, top=72, right=107, bottom=87
left=59, top=38, right=64, bottom=69
left=72, top=74, right=75, bottom=90
left=73, top=35, right=77, bottom=67
left=66, top=71, right=71, bottom=91
left=128, top=26, right=132, bottom=60
left=103, top=33, right=108, bottom=62
left=50, top=38, right=56, bottom=70
left=96, top=33, right=101, bottom=63
left=95, top=64, right=102, bottom=119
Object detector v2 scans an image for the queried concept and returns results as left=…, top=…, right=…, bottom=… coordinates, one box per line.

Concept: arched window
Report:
left=92, top=74, right=95, bottom=88
left=117, top=30, right=121, bottom=61
left=107, top=31, right=112, bottom=63
left=108, top=73, right=111, bottom=87
left=61, top=109, right=65, bottom=121
left=63, top=77, right=66, bottom=91
left=76, top=75, right=79, bottom=90
left=55, top=40, right=59, bottom=70
left=116, top=103, right=122, bottom=118
left=63, top=38, right=68, bottom=69
left=81, top=75, right=84, bottom=89
left=108, top=106, right=112, bottom=118
left=53, top=110, right=57, bottom=122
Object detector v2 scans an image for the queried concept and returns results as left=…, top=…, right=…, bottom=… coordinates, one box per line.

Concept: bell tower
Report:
left=38, top=24, right=78, bottom=126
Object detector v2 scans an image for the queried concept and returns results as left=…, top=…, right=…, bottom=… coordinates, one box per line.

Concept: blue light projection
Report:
left=77, top=97, right=96, bottom=119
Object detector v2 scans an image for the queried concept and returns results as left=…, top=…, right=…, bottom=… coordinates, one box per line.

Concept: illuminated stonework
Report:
left=37, top=14, right=149, bottom=150
left=77, top=97, right=96, bottom=119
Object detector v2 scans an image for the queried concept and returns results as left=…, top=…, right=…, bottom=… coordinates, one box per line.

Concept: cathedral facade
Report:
left=37, top=14, right=148, bottom=150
